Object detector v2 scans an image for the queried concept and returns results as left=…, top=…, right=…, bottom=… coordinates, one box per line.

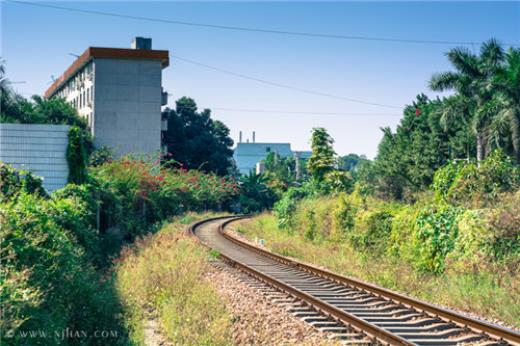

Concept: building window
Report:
left=266, top=147, right=271, bottom=153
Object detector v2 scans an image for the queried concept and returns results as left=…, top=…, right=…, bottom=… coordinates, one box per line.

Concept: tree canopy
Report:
left=162, top=97, right=234, bottom=176
left=362, top=40, right=520, bottom=199
left=0, top=62, right=87, bottom=130
left=307, top=127, right=337, bottom=182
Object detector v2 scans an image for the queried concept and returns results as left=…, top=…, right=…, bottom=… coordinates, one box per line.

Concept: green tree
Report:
left=0, top=58, right=8, bottom=95
left=491, top=48, right=520, bottom=163
left=163, top=97, right=234, bottom=176
left=306, top=127, right=336, bottom=182
left=340, top=153, right=367, bottom=171
left=429, top=39, right=506, bottom=162
left=367, top=93, right=478, bottom=199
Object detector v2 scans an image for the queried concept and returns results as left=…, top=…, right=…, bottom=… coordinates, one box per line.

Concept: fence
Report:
left=0, top=123, right=70, bottom=191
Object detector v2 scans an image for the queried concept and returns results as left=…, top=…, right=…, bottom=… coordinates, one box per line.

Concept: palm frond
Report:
left=429, top=71, right=460, bottom=91
left=480, top=38, right=505, bottom=70
left=446, top=47, right=481, bottom=77
left=486, top=109, right=509, bottom=148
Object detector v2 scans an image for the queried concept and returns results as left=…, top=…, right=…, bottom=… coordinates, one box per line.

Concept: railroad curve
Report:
left=191, top=216, right=520, bottom=346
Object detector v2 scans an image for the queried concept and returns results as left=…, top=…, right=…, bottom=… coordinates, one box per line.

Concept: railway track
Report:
left=191, top=216, right=520, bottom=346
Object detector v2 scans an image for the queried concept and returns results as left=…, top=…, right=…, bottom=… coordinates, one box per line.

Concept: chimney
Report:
left=132, top=37, right=152, bottom=50
left=252, top=131, right=256, bottom=143
left=239, top=131, right=243, bottom=143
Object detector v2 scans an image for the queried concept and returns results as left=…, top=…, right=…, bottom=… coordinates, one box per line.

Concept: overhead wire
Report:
left=172, top=55, right=401, bottom=109
left=8, top=0, right=520, bottom=47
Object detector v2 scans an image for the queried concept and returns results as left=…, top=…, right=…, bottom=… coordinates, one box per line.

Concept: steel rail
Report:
left=191, top=215, right=411, bottom=345
left=218, top=217, right=520, bottom=346
left=190, top=215, right=520, bottom=346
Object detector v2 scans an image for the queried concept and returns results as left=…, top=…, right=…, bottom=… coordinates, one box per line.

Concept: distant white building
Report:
left=233, top=131, right=311, bottom=175
left=44, top=37, right=169, bottom=157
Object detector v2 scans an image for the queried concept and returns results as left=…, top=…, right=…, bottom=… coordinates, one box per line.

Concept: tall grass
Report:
left=115, top=214, right=231, bottom=345
left=235, top=214, right=519, bottom=328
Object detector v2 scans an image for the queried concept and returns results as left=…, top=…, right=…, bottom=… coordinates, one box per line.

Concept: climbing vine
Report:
left=66, top=126, right=91, bottom=184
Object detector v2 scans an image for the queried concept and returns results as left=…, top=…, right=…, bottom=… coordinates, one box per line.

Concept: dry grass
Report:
left=115, top=213, right=232, bottom=346
left=234, top=215, right=520, bottom=329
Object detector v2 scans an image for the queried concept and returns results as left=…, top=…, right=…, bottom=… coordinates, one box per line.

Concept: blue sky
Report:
left=2, top=1, right=519, bottom=157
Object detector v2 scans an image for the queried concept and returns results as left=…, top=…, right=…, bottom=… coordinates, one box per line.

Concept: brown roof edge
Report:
left=44, top=47, right=170, bottom=98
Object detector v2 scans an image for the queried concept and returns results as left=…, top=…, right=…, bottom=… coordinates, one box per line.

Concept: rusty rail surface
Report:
left=190, top=215, right=520, bottom=346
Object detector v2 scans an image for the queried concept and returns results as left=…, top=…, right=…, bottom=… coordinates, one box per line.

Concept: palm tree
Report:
left=0, top=59, right=7, bottom=93
left=491, top=48, right=520, bottom=163
left=239, top=171, right=276, bottom=212
left=429, top=39, right=505, bottom=162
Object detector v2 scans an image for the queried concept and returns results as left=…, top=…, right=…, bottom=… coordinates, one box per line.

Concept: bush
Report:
left=433, top=150, right=520, bottom=206
left=432, top=160, right=465, bottom=201
left=1, top=160, right=240, bottom=345
left=0, top=192, right=127, bottom=345
left=331, top=193, right=355, bottom=240
left=323, top=170, right=354, bottom=194
left=88, top=146, right=113, bottom=167
left=485, top=191, right=520, bottom=263
left=304, top=210, right=317, bottom=241
left=350, top=208, right=394, bottom=253
left=388, top=204, right=418, bottom=259
left=90, top=158, right=238, bottom=241
left=447, top=209, right=490, bottom=269
left=273, top=187, right=308, bottom=229
left=412, top=204, right=461, bottom=273
left=0, top=163, right=46, bottom=201
left=46, top=193, right=102, bottom=266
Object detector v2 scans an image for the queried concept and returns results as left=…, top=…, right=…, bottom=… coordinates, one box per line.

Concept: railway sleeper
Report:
left=361, top=313, right=424, bottom=322
left=385, top=322, right=456, bottom=333
left=407, top=334, right=485, bottom=345
left=374, top=318, right=444, bottom=328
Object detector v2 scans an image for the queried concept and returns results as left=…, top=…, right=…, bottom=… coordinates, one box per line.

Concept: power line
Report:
left=8, top=0, right=520, bottom=47
left=212, top=107, right=401, bottom=116
left=172, top=55, right=401, bottom=109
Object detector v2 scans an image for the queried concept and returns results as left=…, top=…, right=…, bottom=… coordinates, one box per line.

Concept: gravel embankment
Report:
left=207, top=261, right=341, bottom=346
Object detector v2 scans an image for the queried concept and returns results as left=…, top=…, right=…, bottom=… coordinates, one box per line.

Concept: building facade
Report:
left=233, top=132, right=311, bottom=175
left=44, top=37, right=169, bottom=157
left=234, top=142, right=293, bottom=175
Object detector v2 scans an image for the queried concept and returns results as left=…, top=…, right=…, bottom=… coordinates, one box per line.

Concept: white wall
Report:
left=0, top=123, right=70, bottom=191
left=93, top=58, right=162, bottom=157
left=234, top=142, right=293, bottom=175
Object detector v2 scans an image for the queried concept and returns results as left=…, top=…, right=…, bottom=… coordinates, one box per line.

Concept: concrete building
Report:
left=233, top=131, right=311, bottom=175
left=0, top=124, right=70, bottom=191
left=44, top=37, right=169, bottom=157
